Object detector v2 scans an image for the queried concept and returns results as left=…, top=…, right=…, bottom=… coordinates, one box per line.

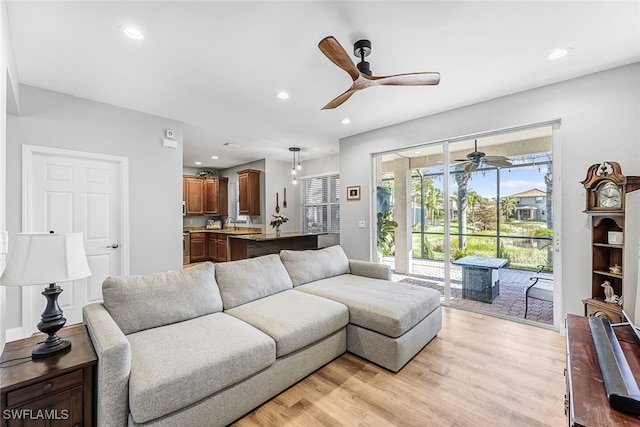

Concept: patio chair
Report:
left=524, top=265, right=553, bottom=319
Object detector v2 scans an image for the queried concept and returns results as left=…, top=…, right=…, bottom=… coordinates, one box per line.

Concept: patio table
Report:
left=452, top=256, right=508, bottom=303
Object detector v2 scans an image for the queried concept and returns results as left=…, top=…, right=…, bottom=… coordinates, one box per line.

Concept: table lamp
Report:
left=0, top=231, right=91, bottom=358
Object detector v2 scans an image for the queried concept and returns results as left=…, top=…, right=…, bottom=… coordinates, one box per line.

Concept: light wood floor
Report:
left=233, top=307, right=567, bottom=427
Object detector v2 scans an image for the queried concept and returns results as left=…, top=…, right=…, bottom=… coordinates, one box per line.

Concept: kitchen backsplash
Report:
left=182, top=215, right=211, bottom=228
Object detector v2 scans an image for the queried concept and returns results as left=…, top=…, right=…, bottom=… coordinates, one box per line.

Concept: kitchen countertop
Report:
left=184, top=227, right=262, bottom=235
left=229, top=231, right=327, bottom=241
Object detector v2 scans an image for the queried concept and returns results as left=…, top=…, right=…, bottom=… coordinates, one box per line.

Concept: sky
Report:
left=441, top=164, right=549, bottom=199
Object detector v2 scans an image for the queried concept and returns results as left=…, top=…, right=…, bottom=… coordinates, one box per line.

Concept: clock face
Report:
left=598, top=182, right=622, bottom=208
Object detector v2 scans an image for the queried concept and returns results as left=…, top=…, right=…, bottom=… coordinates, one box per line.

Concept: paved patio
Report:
left=385, top=257, right=554, bottom=326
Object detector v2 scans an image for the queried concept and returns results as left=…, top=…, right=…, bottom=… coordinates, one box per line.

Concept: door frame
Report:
left=21, top=144, right=129, bottom=335
left=370, top=120, right=562, bottom=330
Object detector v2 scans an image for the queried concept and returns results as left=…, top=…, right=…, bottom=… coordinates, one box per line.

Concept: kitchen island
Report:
left=229, top=231, right=327, bottom=260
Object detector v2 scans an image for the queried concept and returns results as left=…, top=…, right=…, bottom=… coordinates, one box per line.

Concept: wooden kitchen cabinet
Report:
left=216, top=235, right=228, bottom=262
left=238, top=169, right=261, bottom=215
left=204, top=177, right=228, bottom=215
left=189, top=233, right=228, bottom=263
left=1, top=324, right=97, bottom=427
left=207, top=234, right=218, bottom=261
left=184, top=176, right=204, bottom=215
left=208, top=234, right=228, bottom=262
left=190, top=232, right=207, bottom=262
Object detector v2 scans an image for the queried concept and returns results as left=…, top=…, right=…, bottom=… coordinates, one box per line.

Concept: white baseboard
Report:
left=6, top=326, right=25, bottom=342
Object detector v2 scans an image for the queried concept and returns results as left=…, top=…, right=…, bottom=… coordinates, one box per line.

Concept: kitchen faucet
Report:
left=226, top=217, right=236, bottom=229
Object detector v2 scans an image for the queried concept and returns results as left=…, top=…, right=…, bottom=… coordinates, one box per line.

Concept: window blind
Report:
left=302, top=174, right=340, bottom=233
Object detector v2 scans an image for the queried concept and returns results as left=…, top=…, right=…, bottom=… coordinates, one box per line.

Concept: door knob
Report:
left=106, top=244, right=119, bottom=249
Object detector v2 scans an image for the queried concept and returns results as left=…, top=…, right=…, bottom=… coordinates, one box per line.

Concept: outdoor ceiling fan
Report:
left=317, top=36, right=441, bottom=109
left=455, top=139, right=513, bottom=173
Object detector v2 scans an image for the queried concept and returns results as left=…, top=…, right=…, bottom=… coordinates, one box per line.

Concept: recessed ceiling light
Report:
left=195, top=161, right=202, bottom=165
left=415, top=151, right=421, bottom=154
left=276, top=91, right=289, bottom=99
left=341, top=118, right=351, bottom=124
left=211, top=155, right=219, bottom=160
left=548, top=47, right=572, bottom=60
left=121, top=26, right=144, bottom=40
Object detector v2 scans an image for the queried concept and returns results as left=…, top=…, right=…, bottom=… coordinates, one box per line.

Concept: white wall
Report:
left=340, top=63, right=640, bottom=324
left=0, top=0, right=18, bottom=349
left=299, top=154, right=339, bottom=178
left=265, top=158, right=301, bottom=233
left=5, top=85, right=184, bottom=331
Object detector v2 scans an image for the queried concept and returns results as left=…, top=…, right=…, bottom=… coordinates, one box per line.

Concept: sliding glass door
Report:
left=374, top=126, right=554, bottom=324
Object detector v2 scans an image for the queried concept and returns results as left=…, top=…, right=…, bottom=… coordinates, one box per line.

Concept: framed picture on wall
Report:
left=347, top=185, right=361, bottom=200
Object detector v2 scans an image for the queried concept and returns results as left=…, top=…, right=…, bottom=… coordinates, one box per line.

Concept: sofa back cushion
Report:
left=280, top=245, right=350, bottom=287
left=102, top=262, right=222, bottom=335
left=215, top=254, right=293, bottom=309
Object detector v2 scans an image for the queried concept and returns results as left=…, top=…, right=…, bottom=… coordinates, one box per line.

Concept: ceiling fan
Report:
left=318, top=36, right=440, bottom=109
left=455, top=139, right=513, bottom=173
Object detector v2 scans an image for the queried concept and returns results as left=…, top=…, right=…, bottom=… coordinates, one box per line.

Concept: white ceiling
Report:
left=6, top=1, right=640, bottom=169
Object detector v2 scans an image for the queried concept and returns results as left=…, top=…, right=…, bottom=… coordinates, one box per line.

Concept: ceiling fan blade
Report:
left=318, top=36, right=360, bottom=81
left=321, top=87, right=360, bottom=110
left=370, top=72, right=441, bottom=86
left=483, top=155, right=511, bottom=162
left=483, top=159, right=512, bottom=168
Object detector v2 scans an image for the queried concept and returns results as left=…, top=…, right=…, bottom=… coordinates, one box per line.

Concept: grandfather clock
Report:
left=581, top=161, right=640, bottom=321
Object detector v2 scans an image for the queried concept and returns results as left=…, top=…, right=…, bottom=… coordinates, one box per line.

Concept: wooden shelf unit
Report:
left=583, top=214, right=625, bottom=322
left=591, top=214, right=624, bottom=297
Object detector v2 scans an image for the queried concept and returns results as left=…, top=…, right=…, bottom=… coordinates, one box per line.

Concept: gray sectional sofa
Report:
left=83, top=245, right=442, bottom=427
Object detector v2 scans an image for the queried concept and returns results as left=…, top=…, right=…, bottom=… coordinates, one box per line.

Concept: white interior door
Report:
left=22, top=145, right=128, bottom=334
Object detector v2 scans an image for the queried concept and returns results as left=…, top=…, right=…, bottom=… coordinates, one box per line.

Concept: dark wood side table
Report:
left=1, top=324, right=97, bottom=427
left=566, top=313, right=640, bottom=426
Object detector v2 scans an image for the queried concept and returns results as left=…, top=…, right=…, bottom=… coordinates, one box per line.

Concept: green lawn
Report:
left=409, top=220, right=552, bottom=271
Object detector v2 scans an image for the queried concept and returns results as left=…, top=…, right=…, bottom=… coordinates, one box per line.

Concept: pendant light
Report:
left=289, top=147, right=301, bottom=185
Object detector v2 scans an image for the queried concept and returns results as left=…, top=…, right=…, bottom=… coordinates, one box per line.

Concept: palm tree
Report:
left=500, top=197, right=517, bottom=221
left=466, top=189, right=483, bottom=230
left=455, top=171, right=470, bottom=249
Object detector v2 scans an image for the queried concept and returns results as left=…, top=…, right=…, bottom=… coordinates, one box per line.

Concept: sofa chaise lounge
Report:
left=83, top=245, right=442, bottom=426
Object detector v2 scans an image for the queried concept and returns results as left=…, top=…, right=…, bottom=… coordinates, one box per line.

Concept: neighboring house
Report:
left=507, top=188, right=547, bottom=221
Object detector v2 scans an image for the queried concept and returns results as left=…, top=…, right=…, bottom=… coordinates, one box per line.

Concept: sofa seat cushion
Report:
left=226, top=290, right=348, bottom=358
left=280, top=246, right=350, bottom=286
left=295, top=274, right=441, bottom=338
left=103, top=262, right=222, bottom=335
left=215, top=254, right=293, bottom=309
left=126, top=313, right=275, bottom=424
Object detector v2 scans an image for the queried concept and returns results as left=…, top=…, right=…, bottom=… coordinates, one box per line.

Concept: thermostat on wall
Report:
left=162, top=138, right=178, bottom=149
left=608, top=231, right=623, bottom=245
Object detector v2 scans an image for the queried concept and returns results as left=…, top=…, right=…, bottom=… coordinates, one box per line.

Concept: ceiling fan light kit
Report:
left=318, top=36, right=441, bottom=109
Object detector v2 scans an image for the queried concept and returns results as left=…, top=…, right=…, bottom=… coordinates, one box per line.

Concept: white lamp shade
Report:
left=0, top=233, right=92, bottom=286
